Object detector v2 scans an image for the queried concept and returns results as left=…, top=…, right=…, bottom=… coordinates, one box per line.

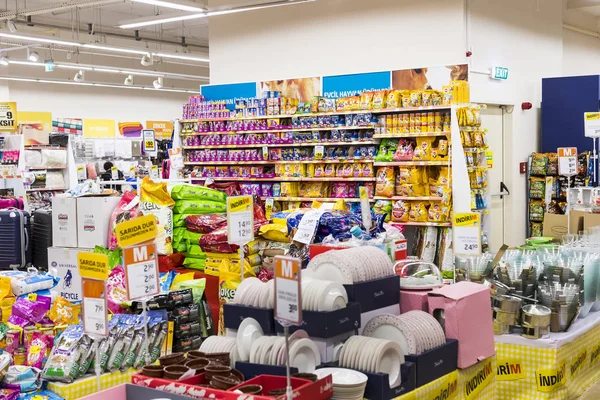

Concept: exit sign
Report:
left=491, top=66, right=509, bottom=80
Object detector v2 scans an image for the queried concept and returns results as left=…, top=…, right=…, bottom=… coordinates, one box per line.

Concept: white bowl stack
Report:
left=198, top=336, right=239, bottom=364
left=315, top=368, right=368, bottom=400
left=231, top=277, right=275, bottom=309
left=301, top=278, right=348, bottom=312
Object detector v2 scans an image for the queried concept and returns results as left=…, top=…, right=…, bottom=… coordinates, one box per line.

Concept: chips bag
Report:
left=218, top=259, right=241, bottom=335
left=140, top=177, right=175, bottom=255
left=375, top=167, right=395, bottom=198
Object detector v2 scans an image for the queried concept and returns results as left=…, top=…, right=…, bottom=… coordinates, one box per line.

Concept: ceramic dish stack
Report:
left=338, top=336, right=404, bottom=388
left=301, top=277, right=348, bottom=311
left=232, top=277, right=275, bottom=309
left=199, top=336, right=239, bottom=365
left=306, top=246, right=394, bottom=284
left=362, top=311, right=446, bottom=356
left=314, top=368, right=368, bottom=400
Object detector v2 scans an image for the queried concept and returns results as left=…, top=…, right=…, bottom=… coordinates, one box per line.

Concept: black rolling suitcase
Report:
left=32, top=210, right=52, bottom=271
left=0, top=210, right=31, bottom=269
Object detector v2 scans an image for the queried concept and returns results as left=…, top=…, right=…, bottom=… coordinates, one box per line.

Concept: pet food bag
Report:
left=140, top=177, right=175, bottom=255
left=108, top=191, right=139, bottom=250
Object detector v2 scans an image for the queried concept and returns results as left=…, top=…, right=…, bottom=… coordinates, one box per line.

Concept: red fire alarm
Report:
left=522, top=102, right=532, bottom=110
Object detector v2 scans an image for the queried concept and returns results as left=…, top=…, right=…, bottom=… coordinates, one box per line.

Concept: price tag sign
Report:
left=77, top=166, right=87, bottom=180
left=314, top=145, right=325, bottom=160
left=168, top=148, right=184, bottom=170
left=111, top=166, right=119, bottom=180
left=78, top=252, right=109, bottom=281
left=123, top=243, right=159, bottom=301
left=359, top=186, right=372, bottom=231
left=142, top=129, right=156, bottom=156
left=453, top=213, right=481, bottom=256
left=262, top=146, right=269, bottom=160
left=274, top=256, right=302, bottom=325
left=151, top=165, right=159, bottom=179
left=293, top=209, right=326, bottom=245
left=227, top=196, right=254, bottom=245
left=558, top=147, right=578, bottom=177
left=585, top=113, right=600, bottom=138
left=116, top=214, right=157, bottom=248
left=82, top=279, right=108, bottom=337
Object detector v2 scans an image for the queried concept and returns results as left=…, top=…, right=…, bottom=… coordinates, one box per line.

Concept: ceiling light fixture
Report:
left=81, top=43, right=148, bottom=55
left=141, top=53, right=153, bottom=66
left=130, top=0, right=206, bottom=12
left=0, top=57, right=8, bottom=66
left=8, top=60, right=40, bottom=66
left=0, top=32, right=80, bottom=47
left=0, top=75, right=197, bottom=92
left=27, top=49, right=39, bottom=62
left=118, top=0, right=315, bottom=29
left=55, top=64, right=93, bottom=71
left=74, top=70, right=84, bottom=82
left=152, top=52, right=208, bottom=62
left=153, top=76, right=163, bottom=89
left=124, top=74, right=134, bottom=86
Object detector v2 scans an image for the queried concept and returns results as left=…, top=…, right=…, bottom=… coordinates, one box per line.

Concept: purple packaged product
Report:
left=261, top=183, right=273, bottom=197
left=8, top=314, right=32, bottom=328
left=13, top=297, right=50, bottom=323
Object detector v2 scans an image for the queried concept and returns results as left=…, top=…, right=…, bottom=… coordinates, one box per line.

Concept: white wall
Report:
left=563, top=28, right=600, bottom=76
left=5, top=81, right=188, bottom=121
left=208, top=0, right=565, bottom=246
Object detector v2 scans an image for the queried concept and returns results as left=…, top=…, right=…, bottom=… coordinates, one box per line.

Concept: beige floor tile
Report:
left=580, top=379, right=600, bottom=399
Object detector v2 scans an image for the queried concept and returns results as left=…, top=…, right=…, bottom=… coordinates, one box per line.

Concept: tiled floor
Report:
left=580, top=380, right=600, bottom=399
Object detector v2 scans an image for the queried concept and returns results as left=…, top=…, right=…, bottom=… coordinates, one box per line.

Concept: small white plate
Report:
left=233, top=277, right=261, bottom=305
left=289, top=338, right=321, bottom=373
left=236, top=317, right=264, bottom=362
left=314, top=368, right=368, bottom=386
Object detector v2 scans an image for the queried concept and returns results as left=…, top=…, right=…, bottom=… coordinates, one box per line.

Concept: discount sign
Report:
left=79, top=253, right=109, bottom=337
left=274, top=256, right=302, bottom=325
left=123, top=243, right=159, bottom=301
left=227, top=195, right=254, bottom=245
left=453, top=212, right=482, bottom=256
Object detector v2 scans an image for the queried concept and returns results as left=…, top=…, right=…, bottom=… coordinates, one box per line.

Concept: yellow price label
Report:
left=496, top=358, right=524, bottom=381
left=116, top=214, right=157, bottom=248
left=314, top=145, right=324, bottom=160
left=453, top=212, right=480, bottom=226
left=227, top=195, right=252, bottom=213
left=536, top=364, right=566, bottom=393
left=145, top=140, right=155, bottom=150
left=78, top=252, right=109, bottom=280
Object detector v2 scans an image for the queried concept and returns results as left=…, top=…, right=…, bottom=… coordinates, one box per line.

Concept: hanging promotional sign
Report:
left=146, top=120, right=174, bottom=139
left=0, top=102, right=17, bottom=131
left=83, top=119, right=116, bottom=138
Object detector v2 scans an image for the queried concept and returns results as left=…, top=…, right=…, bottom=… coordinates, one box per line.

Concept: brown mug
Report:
left=237, top=384, right=263, bottom=395
left=163, top=365, right=190, bottom=380
left=204, top=364, right=232, bottom=382
left=141, top=365, right=164, bottom=378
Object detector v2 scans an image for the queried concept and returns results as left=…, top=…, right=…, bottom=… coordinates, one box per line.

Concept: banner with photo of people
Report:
left=200, top=64, right=468, bottom=105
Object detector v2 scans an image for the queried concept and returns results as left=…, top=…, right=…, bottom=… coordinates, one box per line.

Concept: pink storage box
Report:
left=428, top=281, right=494, bottom=369
left=400, top=289, right=431, bottom=313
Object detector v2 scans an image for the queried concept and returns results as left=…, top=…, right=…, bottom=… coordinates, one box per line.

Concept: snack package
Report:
left=409, top=201, right=428, bottom=222
left=529, top=200, right=544, bottom=222
left=375, top=167, right=395, bottom=198
left=170, top=184, right=227, bottom=202
left=530, top=153, right=549, bottom=176
left=42, top=325, right=85, bottom=383
left=375, top=139, right=399, bottom=162
left=185, top=214, right=227, bottom=233
left=174, top=200, right=227, bottom=214
left=413, top=137, right=433, bottom=161
left=529, top=177, right=546, bottom=199
left=108, top=191, right=139, bottom=250
left=386, top=91, right=401, bottom=108
left=140, top=177, right=175, bottom=255
left=218, top=260, right=241, bottom=335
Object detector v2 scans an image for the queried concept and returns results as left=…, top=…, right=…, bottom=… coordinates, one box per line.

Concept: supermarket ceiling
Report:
left=567, top=0, right=600, bottom=15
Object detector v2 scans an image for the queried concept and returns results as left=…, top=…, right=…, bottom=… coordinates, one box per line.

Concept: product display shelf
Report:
left=24, top=145, right=67, bottom=150
left=184, top=159, right=374, bottom=165
left=397, top=221, right=452, bottom=227
left=187, top=105, right=453, bottom=123
left=183, top=140, right=376, bottom=149
left=27, top=166, right=68, bottom=170
left=260, top=196, right=373, bottom=203
left=374, top=161, right=450, bottom=166
left=374, top=195, right=442, bottom=201
left=26, top=187, right=67, bottom=192
left=181, top=126, right=376, bottom=135
left=374, top=131, right=450, bottom=139
left=202, top=177, right=377, bottom=182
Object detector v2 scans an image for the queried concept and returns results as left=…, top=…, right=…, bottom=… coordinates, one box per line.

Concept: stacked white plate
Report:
left=198, top=336, right=239, bottom=364
left=306, top=246, right=394, bottom=284
left=301, top=277, right=348, bottom=311
left=232, top=277, right=275, bottom=309
left=236, top=318, right=264, bottom=361
left=363, top=311, right=446, bottom=356
left=338, top=336, right=403, bottom=388
left=245, top=330, right=320, bottom=373
left=314, top=368, right=368, bottom=400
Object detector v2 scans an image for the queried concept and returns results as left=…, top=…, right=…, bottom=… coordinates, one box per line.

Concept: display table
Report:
left=394, top=356, right=496, bottom=400
left=48, top=369, right=138, bottom=400
left=495, top=310, right=600, bottom=399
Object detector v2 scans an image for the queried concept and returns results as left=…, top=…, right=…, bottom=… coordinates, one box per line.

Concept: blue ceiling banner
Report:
left=200, top=82, right=258, bottom=109
left=322, top=71, right=391, bottom=99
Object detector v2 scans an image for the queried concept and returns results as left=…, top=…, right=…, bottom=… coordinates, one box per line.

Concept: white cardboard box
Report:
left=76, top=196, right=121, bottom=248
left=48, top=247, right=93, bottom=302
left=52, top=197, right=78, bottom=248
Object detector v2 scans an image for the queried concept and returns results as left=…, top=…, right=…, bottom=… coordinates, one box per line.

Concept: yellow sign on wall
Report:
left=83, top=118, right=116, bottom=138
left=18, top=111, right=52, bottom=132
left=0, top=102, right=17, bottom=131
left=146, top=120, right=174, bottom=139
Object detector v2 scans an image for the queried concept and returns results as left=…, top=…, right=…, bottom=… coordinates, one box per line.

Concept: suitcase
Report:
left=0, top=210, right=31, bottom=269
left=32, top=210, right=52, bottom=271
left=0, top=198, right=24, bottom=210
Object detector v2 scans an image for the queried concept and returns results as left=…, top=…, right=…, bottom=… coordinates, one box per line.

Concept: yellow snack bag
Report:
left=438, top=139, right=449, bottom=156
left=372, top=90, right=387, bottom=109
left=375, top=167, right=395, bottom=198
left=260, top=223, right=290, bottom=242
left=409, top=201, right=428, bottom=222
left=218, top=259, right=241, bottom=335
left=386, top=90, right=401, bottom=108
left=48, top=296, right=80, bottom=325
left=333, top=199, right=348, bottom=211
left=392, top=200, right=410, bottom=222
left=428, top=202, right=444, bottom=222
left=360, top=91, right=374, bottom=110
left=414, top=138, right=433, bottom=161
left=409, top=91, right=422, bottom=107
left=140, top=177, right=175, bottom=255
left=400, top=91, right=411, bottom=108
left=422, top=90, right=433, bottom=107
left=171, top=272, right=195, bottom=289
left=0, top=277, right=10, bottom=300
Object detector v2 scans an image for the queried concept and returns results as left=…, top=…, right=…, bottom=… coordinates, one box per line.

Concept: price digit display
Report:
left=82, top=280, right=108, bottom=337
left=227, top=196, right=254, bottom=245
left=453, top=213, right=482, bottom=257
left=274, top=256, right=302, bottom=325
left=123, top=243, right=160, bottom=301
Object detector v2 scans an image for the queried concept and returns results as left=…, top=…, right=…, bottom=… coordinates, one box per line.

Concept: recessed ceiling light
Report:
left=124, top=74, right=134, bottom=86
left=153, top=76, right=163, bottom=89
left=0, top=56, right=8, bottom=66
left=27, top=49, right=39, bottom=62
left=141, top=53, right=153, bottom=66
left=130, top=0, right=206, bottom=12
left=74, top=70, right=84, bottom=82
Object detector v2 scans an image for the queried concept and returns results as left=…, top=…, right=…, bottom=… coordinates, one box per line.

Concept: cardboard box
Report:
left=48, top=247, right=93, bottom=302
left=584, top=212, right=600, bottom=230
left=76, top=196, right=121, bottom=248
left=400, top=289, right=431, bottom=313
left=405, top=339, right=458, bottom=387
left=543, top=211, right=584, bottom=240
left=344, top=275, right=400, bottom=314
left=274, top=302, right=361, bottom=338
left=52, top=197, right=78, bottom=247
left=223, top=303, right=275, bottom=334
left=428, top=282, right=494, bottom=369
